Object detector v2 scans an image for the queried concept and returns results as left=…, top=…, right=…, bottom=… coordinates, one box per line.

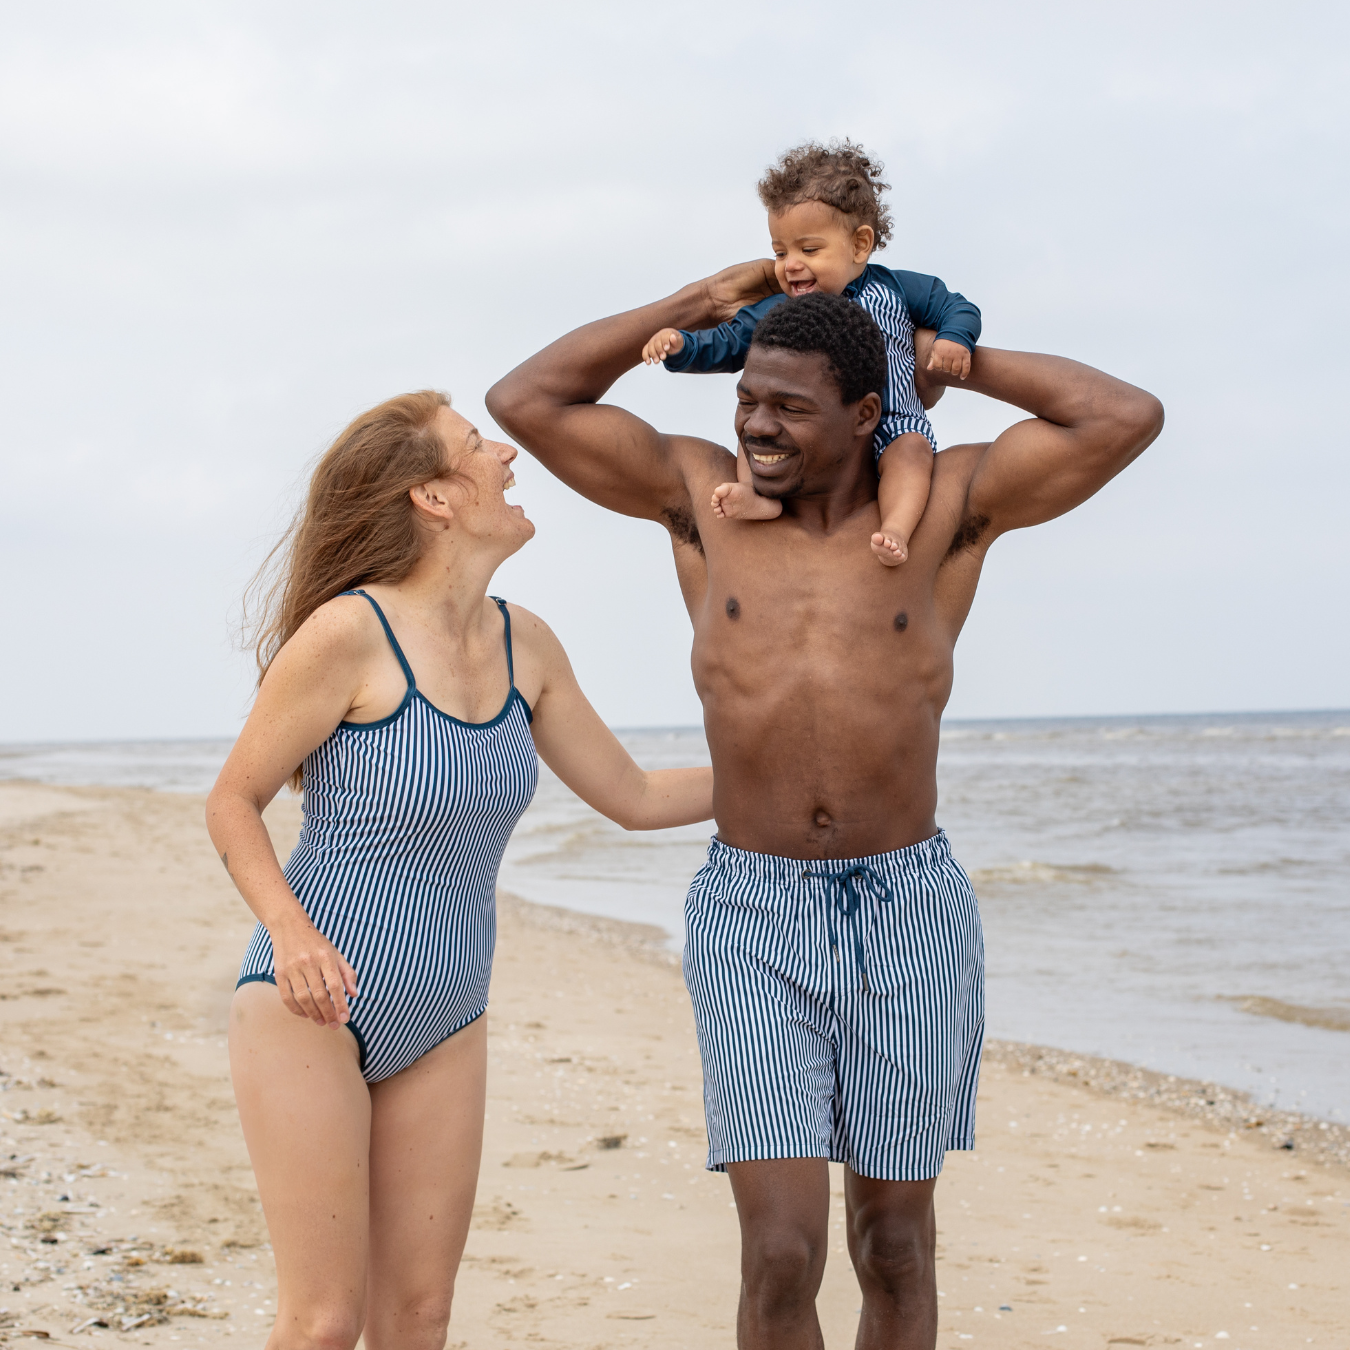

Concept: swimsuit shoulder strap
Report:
left=340, top=589, right=416, bottom=690
left=489, top=596, right=515, bottom=687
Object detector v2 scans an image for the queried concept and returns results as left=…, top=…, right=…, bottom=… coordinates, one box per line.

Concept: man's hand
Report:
left=703, top=259, right=781, bottom=324
left=643, top=328, right=685, bottom=365
left=927, top=338, right=972, bottom=381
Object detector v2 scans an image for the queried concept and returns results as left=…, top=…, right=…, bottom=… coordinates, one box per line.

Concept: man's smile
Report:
left=749, top=452, right=789, bottom=464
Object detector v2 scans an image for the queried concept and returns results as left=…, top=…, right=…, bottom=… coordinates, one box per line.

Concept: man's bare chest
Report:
left=688, top=517, right=951, bottom=696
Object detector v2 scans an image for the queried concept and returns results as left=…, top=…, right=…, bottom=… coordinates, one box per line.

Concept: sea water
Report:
left=4, top=710, right=1347, bottom=1120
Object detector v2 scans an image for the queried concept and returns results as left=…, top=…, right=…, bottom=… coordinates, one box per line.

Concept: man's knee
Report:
left=742, top=1225, right=826, bottom=1308
left=852, top=1210, right=934, bottom=1299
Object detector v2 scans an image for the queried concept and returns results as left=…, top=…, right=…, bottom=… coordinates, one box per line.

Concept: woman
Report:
left=205, top=391, right=711, bottom=1350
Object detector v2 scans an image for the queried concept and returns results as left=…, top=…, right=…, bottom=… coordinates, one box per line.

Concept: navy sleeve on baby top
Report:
left=662, top=293, right=788, bottom=374
left=888, top=270, right=982, bottom=353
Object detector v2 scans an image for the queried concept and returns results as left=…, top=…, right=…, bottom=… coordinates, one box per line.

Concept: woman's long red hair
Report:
left=242, top=390, right=454, bottom=786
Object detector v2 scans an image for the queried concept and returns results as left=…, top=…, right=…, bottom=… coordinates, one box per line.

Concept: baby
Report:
left=643, top=140, right=981, bottom=565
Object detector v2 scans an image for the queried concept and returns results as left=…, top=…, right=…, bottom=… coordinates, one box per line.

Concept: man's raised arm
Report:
left=919, top=337, right=1164, bottom=541
left=485, top=262, right=778, bottom=521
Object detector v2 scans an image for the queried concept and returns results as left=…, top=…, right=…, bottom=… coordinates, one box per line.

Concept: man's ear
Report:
left=856, top=391, right=882, bottom=439
left=409, top=480, right=454, bottom=527
left=852, top=224, right=875, bottom=262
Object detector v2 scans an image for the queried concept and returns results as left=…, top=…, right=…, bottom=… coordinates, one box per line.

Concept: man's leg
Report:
left=728, top=1158, right=831, bottom=1350
left=845, top=1171, right=939, bottom=1350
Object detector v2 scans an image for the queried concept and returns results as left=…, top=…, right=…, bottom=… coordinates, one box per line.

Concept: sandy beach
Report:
left=1, top=781, right=1345, bottom=1348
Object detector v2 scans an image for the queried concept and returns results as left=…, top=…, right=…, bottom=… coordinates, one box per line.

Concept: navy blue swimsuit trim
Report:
left=233, top=588, right=531, bottom=1075
left=335, top=591, right=531, bottom=732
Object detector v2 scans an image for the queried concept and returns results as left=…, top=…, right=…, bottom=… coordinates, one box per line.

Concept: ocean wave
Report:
left=969, top=860, right=1116, bottom=887
left=1225, top=996, right=1350, bottom=1033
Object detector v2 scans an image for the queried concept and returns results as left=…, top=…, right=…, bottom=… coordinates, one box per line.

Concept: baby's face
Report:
left=768, top=200, right=873, bottom=298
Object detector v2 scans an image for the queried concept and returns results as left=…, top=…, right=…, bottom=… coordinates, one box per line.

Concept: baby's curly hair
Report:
left=757, top=139, right=893, bottom=252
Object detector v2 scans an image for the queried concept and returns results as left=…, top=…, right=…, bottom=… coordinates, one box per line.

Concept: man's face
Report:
left=734, top=346, right=881, bottom=500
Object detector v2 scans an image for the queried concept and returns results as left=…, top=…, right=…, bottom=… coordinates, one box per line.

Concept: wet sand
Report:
left=0, top=782, right=1345, bottom=1348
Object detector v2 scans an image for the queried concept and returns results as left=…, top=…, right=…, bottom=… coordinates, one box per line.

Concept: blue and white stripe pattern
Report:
left=237, top=590, right=538, bottom=1083
left=683, top=831, right=984, bottom=1181
left=848, top=273, right=939, bottom=459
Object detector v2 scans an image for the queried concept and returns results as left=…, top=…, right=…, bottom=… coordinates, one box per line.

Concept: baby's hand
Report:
left=927, top=338, right=972, bottom=381
left=643, top=328, right=685, bottom=365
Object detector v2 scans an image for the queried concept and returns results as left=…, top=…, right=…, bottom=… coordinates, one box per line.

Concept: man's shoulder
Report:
left=661, top=432, right=735, bottom=545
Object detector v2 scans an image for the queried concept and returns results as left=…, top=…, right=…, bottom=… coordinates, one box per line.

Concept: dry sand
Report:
left=0, top=781, right=1345, bottom=1348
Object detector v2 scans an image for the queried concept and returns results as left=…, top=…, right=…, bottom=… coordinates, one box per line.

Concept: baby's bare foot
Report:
left=871, top=528, right=909, bottom=566
left=712, top=482, right=783, bottom=521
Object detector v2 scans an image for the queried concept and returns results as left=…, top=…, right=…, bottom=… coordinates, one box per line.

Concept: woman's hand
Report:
left=269, top=916, right=359, bottom=1028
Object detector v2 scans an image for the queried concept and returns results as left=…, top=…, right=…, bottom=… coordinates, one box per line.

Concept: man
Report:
left=486, top=263, right=1162, bottom=1349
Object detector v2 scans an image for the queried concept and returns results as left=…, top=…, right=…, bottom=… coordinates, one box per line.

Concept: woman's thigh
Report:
left=229, top=981, right=370, bottom=1347
left=363, top=1014, right=487, bottom=1348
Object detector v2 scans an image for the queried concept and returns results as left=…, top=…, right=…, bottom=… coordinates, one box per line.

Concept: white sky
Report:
left=2, top=0, right=1346, bottom=742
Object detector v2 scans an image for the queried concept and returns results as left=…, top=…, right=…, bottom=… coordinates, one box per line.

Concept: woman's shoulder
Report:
left=494, top=600, right=573, bottom=694
left=277, top=592, right=389, bottom=670
left=496, top=599, right=562, bottom=655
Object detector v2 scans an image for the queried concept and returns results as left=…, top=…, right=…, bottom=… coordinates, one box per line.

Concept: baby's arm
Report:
left=644, top=294, right=785, bottom=375
left=893, top=271, right=981, bottom=381
left=871, top=433, right=935, bottom=566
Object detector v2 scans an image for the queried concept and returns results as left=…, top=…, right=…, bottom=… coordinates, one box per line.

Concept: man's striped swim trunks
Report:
left=682, top=830, right=984, bottom=1182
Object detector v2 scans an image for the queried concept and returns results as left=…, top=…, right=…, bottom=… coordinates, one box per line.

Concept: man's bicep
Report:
left=518, top=401, right=691, bottom=522
left=958, top=349, right=1164, bottom=538
left=963, top=415, right=1098, bottom=536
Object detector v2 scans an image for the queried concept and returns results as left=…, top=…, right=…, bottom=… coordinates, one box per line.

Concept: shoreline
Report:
left=1, top=774, right=1345, bottom=1144
left=500, top=887, right=1350, bottom=1168
left=0, top=781, right=1345, bottom=1345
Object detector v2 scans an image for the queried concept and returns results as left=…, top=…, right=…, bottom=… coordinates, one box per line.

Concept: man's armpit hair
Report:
left=944, top=512, right=991, bottom=559
left=662, top=504, right=704, bottom=554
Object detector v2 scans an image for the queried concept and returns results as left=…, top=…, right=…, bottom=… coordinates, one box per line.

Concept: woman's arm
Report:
left=205, top=602, right=380, bottom=1027
left=518, top=611, right=713, bottom=830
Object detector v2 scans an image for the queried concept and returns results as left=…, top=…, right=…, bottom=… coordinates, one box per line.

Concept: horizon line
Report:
left=2, top=705, right=1348, bottom=752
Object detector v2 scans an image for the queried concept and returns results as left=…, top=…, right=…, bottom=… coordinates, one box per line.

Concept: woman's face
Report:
left=433, top=405, right=535, bottom=552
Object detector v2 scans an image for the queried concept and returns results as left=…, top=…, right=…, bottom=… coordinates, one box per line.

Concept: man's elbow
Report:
left=1097, top=386, right=1163, bottom=470
left=1121, top=387, right=1165, bottom=452
left=484, top=377, right=516, bottom=433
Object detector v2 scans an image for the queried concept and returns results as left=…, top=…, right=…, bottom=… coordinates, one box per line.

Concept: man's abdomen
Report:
left=699, top=665, right=945, bottom=860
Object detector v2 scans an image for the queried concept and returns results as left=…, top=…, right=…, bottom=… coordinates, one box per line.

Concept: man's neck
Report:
left=779, top=460, right=879, bottom=534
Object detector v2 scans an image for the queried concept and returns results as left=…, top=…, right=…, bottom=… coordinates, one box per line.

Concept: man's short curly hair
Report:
left=750, top=292, right=887, bottom=407
left=757, top=139, right=893, bottom=251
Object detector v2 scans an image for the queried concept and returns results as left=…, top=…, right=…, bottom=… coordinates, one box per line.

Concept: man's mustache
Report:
left=743, top=435, right=792, bottom=454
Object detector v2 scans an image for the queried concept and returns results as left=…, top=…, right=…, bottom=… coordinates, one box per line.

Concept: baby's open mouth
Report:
left=788, top=280, right=817, bottom=296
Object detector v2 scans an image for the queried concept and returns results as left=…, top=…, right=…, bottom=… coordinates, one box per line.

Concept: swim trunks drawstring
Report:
left=802, top=863, right=895, bottom=993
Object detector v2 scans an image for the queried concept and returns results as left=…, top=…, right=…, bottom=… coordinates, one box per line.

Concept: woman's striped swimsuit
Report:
left=237, top=590, right=538, bottom=1083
